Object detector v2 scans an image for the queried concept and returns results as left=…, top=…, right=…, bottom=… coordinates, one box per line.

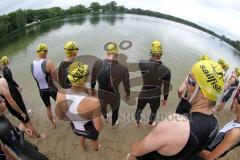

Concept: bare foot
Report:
left=136, top=119, right=142, bottom=128
left=112, top=120, right=119, bottom=129
left=37, top=133, right=47, bottom=140
left=148, top=121, right=157, bottom=128
left=81, top=142, right=87, bottom=151
left=51, top=120, right=57, bottom=129
left=136, top=122, right=141, bottom=128
left=94, top=144, right=101, bottom=151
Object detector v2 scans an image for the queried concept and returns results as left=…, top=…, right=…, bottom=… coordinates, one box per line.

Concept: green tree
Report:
left=65, top=4, right=87, bottom=15
left=109, top=1, right=117, bottom=12
left=33, top=15, right=39, bottom=22
left=90, top=2, right=101, bottom=13
left=16, top=9, right=26, bottom=29
left=0, top=23, right=8, bottom=37
left=25, top=9, right=35, bottom=23
left=48, top=7, right=63, bottom=18
left=117, top=5, right=125, bottom=12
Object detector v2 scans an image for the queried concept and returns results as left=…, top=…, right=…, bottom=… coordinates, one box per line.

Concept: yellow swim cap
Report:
left=68, top=61, right=89, bottom=86
left=64, top=41, right=78, bottom=58
left=199, top=54, right=210, bottom=61
left=191, top=60, right=224, bottom=101
left=218, top=58, right=229, bottom=71
left=36, top=43, right=48, bottom=54
left=0, top=56, right=9, bottom=65
left=150, top=40, right=162, bottom=56
left=106, top=42, right=118, bottom=54
left=235, top=68, right=240, bottom=77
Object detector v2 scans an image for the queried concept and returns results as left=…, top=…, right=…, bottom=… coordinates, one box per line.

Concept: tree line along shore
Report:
left=0, top=1, right=239, bottom=52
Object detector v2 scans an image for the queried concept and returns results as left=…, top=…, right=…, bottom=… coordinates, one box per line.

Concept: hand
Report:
left=21, top=113, right=27, bottom=121
left=18, top=123, right=32, bottom=136
left=91, top=89, right=96, bottom=96
left=125, top=95, right=130, bottom=101
left=161, top=99, right=167, bottom=107
left=25, top=128, right=33, bottom=136
left=19, top=123, right=25, bottom=131
left=177, top=90, right=183, bottom=99
left=127, top=153, right=137, bottom=160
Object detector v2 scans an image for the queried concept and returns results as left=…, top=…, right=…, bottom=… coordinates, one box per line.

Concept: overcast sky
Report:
left=0, top=0, right=239, bottom=40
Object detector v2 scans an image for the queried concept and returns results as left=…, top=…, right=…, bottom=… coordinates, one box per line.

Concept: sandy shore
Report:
left=7, top=93, right=240, bottom=160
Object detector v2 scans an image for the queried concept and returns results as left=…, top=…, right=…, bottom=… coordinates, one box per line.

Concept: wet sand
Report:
left=7, top=93, right=240, bottom=160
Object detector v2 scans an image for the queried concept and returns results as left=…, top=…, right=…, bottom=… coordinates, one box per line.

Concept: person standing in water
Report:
left=217, top=58, right=229, bottom=82
left=58, top=41, right=78, bottom=89
left=0, top=56, right=45, bottom=139
left=91, top=42, right=130, bottom=127
left=31, top=43, right=58, bottom=128
left=135, top=40, right=171, bottom=127
left=216, top=68, right=240, bottom=111
left=55, top=61, right=103, bottom=151
left=128, top=59, right=223, bottom=160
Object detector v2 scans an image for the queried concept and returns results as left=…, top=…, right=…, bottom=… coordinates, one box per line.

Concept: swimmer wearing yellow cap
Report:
left=55, top=61, right=103, bottom=151
left=58, top=41, right=79, bottom=89
left=129, top=60, right=224, bottom=160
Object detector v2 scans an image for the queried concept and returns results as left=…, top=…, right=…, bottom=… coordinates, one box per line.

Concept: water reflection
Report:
left=90, top=14, right=100, bottom=25
left=63, top=16, right=87, bottom=26
left=102, top=14, right=117, bottom=25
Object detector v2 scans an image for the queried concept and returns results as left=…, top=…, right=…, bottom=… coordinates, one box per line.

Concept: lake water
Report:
left=0, top=14, right=239, bottom=160
left=1, top=13, right=239, bottom=110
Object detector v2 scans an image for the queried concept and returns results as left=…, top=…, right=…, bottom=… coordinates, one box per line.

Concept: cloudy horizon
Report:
left=0, top=0, right=239, bottom=40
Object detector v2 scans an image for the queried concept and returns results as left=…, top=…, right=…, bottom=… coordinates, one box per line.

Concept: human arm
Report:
left=178, top=76, right=188, bottom=99
left=55, top=91, right=67, bottom=120
left=130, top=114, right=189, bottom=157
left=91, top=60, right=104, bottom=96
left=91, top=61, right=100, bottom=90
left=92, top=99, right=104, bottom=132
left=225, top=76, right=235, bottom=91
left=0, top=143, right=18, bottom=160
left=3, top=67, right=19, bottom=88
left=46, top=59, right=58, bottom=82
left=199, top=129, right=240, bottom=160
left=161, top=69, right=171, bottom=106
left=1, top=79, right=26, bottom=118
left=123, top=67, right=130, bottom=99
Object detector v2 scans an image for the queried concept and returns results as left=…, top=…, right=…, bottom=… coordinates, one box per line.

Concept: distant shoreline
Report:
left=1, top=12, right=240, bottom=54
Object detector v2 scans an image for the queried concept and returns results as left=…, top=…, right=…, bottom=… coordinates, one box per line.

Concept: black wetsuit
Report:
left=176, top=92, right=191, bottom=115
left=0, top=115, right=48, bottom=160
left=192, top=120, right=240, bottom=160
left=221, top=79, right=239, bottom=102
left=2, top=67, right=30, bottom=123
left=58, top=60, right=73, bottom=89
left=135, top=59, right=171, bottom=124
left=91, top=59, right=130, bottom=125
left=137, top=102, right=218, bottom=160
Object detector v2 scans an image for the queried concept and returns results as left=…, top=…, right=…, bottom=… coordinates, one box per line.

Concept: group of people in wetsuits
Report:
left=0, top=39, right=240, bottom=160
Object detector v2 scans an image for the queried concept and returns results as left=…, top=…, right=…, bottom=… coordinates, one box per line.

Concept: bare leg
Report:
left=46, top=107, right=56, bottom=128
left=24, top=121, right=46, bottom=140
left=91, top=140, right=100, bottom=151
left=80, top=137, right=87, bottom=151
